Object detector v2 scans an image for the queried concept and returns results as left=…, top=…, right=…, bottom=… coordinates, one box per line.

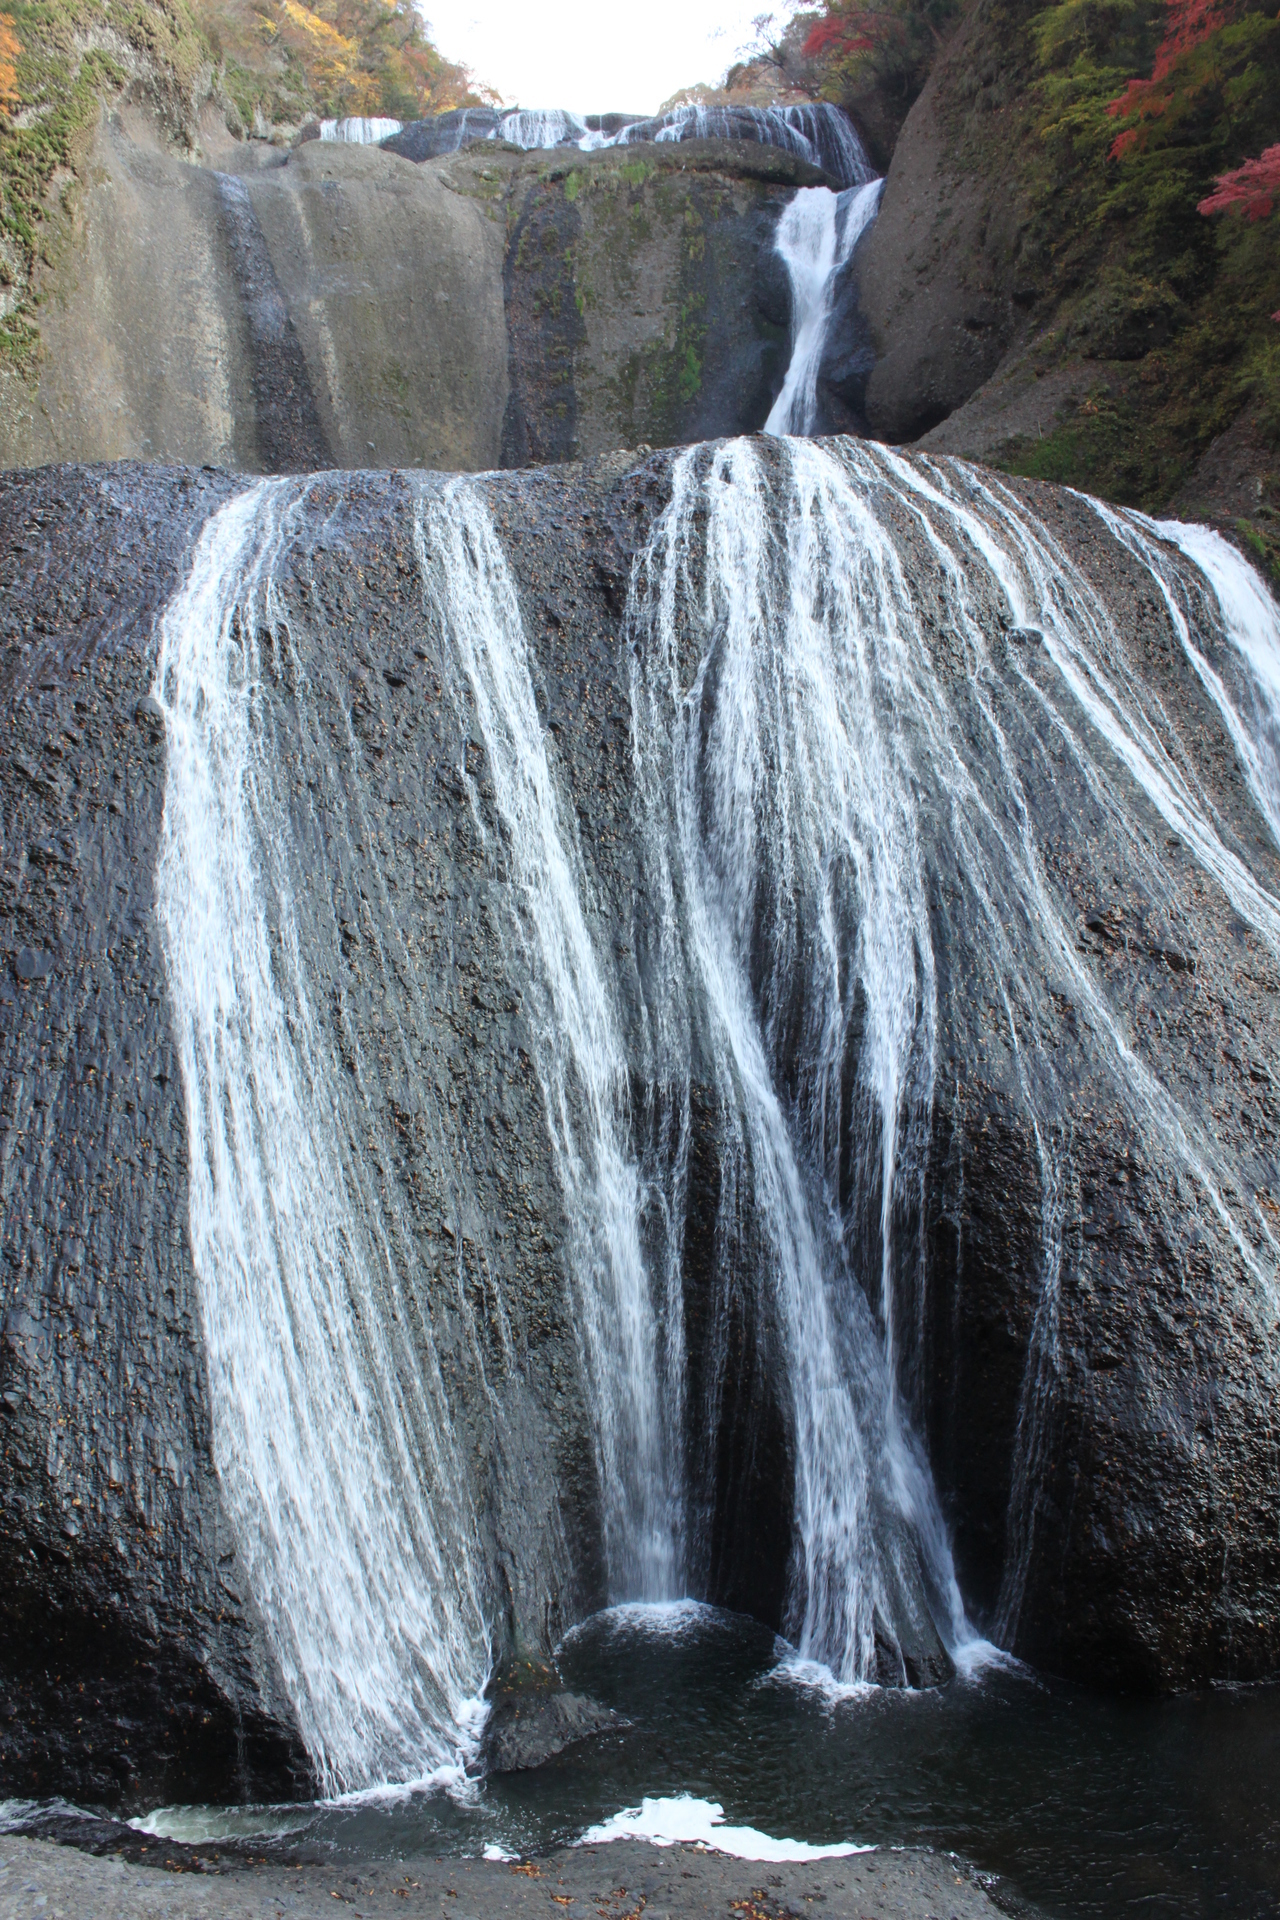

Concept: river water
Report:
left=126, top=1602, right=1280, bottom=1918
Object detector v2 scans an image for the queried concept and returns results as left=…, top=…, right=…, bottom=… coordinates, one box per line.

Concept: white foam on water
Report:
left=762, top=1631, right=1014, bottom=1704
left=129, top=1804, right=315, bottom=1845
left=562, top=1598, right=716, bottom=1644
left=579, top=1794, right=872, bottom=1861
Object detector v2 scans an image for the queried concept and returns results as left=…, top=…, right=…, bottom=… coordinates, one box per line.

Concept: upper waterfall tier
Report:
left=383, top=102, right=873, bottom=189
left=3, top=443, right=1279, bottom=1804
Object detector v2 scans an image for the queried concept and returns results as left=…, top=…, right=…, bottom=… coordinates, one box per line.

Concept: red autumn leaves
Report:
left=802, top=10, right=885, bottom=60
left=1197, top=144, right=1280, bottom=219
left=1106, top=0, right=1234, bottom=157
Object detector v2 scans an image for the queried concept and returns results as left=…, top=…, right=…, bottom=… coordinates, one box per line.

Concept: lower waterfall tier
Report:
left=1, top=439, right=1279, bottom=1807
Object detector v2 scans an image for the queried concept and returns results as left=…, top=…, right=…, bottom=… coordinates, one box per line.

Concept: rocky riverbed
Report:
left=0, top=1835, right=1012, bottom=1920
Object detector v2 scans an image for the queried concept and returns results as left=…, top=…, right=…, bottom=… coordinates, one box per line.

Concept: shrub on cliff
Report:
left=0, top=12, right=19, bottom=111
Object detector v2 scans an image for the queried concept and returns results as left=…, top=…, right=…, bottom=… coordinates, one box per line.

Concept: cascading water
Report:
left=625, top=103, right=873, bottom=187
left=1092, top=506, right=1280, bottom=847
left=764, top=180, right=883, bottom=437
left=412, top=481, right=684, bottom=1603
left=622, top=435, right=1280, bottom=1678
left=153, top=481, right=491, bottom=1795
left=496, top=108, right=595, bottom=150
left=626, top=438, right=969, bottom=1681
left=151, top=430, right=1280, bottom=1789
left=320, top=116, right=404, bottom=144
left=386, top=99, right=871, bottom=188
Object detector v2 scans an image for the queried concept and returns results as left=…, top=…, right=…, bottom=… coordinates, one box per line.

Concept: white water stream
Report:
left=154, top=482, right=489, bottom=1796
left=625, top=436, right=1280, bottom=1672
left=413, top=482, right=684, bottom=1603
left=764, top=180, right=884, bottom=438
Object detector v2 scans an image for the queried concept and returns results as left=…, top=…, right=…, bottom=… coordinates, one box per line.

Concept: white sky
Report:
left=420, top=2, right=797, bottom=115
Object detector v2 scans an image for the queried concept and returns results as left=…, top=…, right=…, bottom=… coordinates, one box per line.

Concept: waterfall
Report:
left=616, top=104, right=874, bottom=189
left=413, top=481, right=684, bottom=1603
left=154, top=482, right=490, bottom=1796
left=497, top=108, right=593, bottom=150
left=623, top=436, right=1280, bottom=1677
left=1089, top=506, right=1280, bottom=848
left=626, top=438, right=968, bottom=1681
left=416, top=100, right=873, bottom=187
left=320, top=116, right=404, bottom=144
left=152, top=437, right=1280, bottom=1778
left=765, top=180, right=883, bottom=437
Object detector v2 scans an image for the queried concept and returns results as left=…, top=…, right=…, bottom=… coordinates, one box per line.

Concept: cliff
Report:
left=0, top=111, right=812, bottom=472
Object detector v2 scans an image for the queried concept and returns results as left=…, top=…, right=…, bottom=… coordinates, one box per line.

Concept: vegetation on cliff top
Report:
left=0, top=0, right=480, bottom=371
left=991, top=0, right=1280, bottom=559
left=203, top=0, right=481, bottom=133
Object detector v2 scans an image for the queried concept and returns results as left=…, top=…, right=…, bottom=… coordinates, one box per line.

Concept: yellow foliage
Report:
left=279, top=0, right=356, bottom=56
left=0, top=10, right=21, bottom=114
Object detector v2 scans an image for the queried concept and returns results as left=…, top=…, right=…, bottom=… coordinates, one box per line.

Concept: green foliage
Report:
left=975, top=0, right=1280, bottom=514
left=0, top=0, right=211, bottom=370
left=800, top=0, right=964, bottom=109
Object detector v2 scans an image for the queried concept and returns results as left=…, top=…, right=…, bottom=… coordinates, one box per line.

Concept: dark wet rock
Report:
left=499, top=143, right=811, bottom=465
left=479, top=1658, right=623, bottom=1774
left=383, top=107, right=503, bottom=161
left=212, top=174, right=332, bottom=474
left=0, top=462, right=309, bottom=1809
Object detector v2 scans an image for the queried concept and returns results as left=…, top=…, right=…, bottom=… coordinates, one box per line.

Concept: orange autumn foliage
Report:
left=0, top=10, right=21, bottom=115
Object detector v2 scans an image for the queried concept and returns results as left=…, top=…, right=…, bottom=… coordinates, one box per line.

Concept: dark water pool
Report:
left=132, top=1603, right=1280, bottom=1919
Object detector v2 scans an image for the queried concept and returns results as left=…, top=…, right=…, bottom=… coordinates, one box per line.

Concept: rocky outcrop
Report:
left=499, top=142, right=807, bottom=464
left=0, top=458, right=625, bottom=1808
left=3, top=444, right=1280, bottom=1805
left=856, top=4, right=1036, bottom=445
left=478, top=1655, right=622, bottom=1774
left=0, top=108, right=815, bottom=475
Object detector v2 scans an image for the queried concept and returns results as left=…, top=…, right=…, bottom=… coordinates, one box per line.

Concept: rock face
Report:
left=478, top=1657, right=623, bottom=1775
left=856, top=3, right=1035, bottom=445
left=3, top=442, right=1280, bottom=1806
left=499, top=142, right=805, bottom=465
left=0, top=108, right=817, bottom=476
left=0, top=462, right=308, bottom=1807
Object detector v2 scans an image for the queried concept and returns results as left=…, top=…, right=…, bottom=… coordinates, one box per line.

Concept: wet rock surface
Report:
left=0, top=462, right=309, bottom=1806
left=0, top=1834, right=1013, bottom=1920
left=498, top=142, right=811, bottom=466
left=479, top=1660, right=624, bottom=1774
left=2, top=448, right=1280, bottom=1802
